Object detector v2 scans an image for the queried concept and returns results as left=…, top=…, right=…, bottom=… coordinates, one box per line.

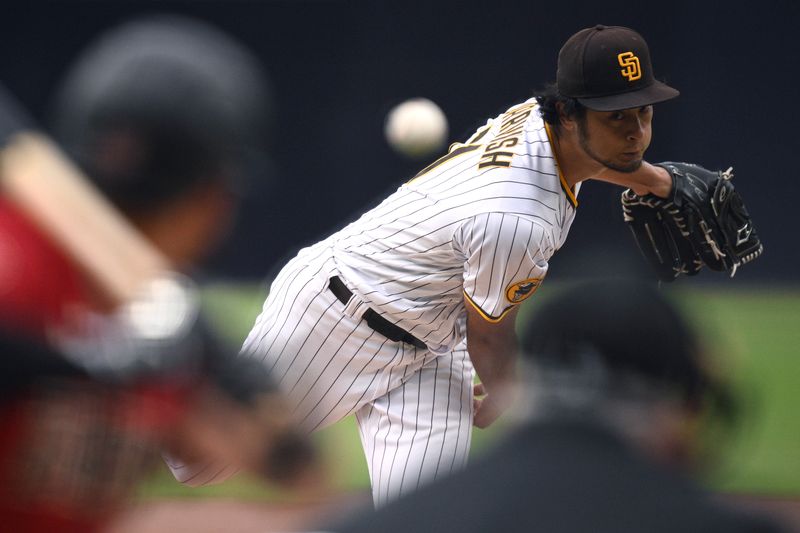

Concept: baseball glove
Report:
left=621, top=162, right=763, bottom=282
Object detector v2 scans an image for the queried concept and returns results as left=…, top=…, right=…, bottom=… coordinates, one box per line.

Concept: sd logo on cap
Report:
left=557, top=25, right=679, bottom=111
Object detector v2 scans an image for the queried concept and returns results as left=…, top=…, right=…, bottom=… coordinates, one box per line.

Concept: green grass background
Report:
left=138, top=281, right=800, bottom=500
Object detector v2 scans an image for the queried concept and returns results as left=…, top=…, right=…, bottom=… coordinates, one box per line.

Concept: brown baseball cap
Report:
left=557, top=25, right=679, bottom=111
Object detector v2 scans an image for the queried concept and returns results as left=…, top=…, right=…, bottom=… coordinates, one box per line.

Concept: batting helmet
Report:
left=48, top=13, right=272, bottom=214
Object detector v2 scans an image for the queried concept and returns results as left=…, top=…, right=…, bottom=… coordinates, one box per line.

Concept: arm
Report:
left=465, top=298, right=520, bottom=429
left=594, top=161, right=672, bottom=198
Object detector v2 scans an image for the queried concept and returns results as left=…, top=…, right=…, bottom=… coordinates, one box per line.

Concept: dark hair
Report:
left=534, top=82, right=586, bottom=134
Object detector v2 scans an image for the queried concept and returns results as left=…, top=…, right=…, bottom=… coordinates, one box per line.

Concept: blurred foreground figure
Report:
left=0, top=326, right=312, bottom=533
left=46, top=12, right=296, bottom=489
left=333, top=280, right=787, bottom=533
left=0, top=12, right=272, bottom=336
left=0, top=13, right=313, bottom=531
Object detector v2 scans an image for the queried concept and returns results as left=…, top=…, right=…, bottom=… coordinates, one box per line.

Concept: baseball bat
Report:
left=0, top=83, right=170, bottom=307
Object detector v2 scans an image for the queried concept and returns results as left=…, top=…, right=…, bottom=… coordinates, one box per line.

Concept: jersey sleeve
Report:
left=455, top=212, right=553, bottom=322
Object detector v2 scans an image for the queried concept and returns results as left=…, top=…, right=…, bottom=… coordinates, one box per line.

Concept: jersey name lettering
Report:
left=477, top=102, right=537, bottom=169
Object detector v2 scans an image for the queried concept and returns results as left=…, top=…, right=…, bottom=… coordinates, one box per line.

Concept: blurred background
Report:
left=1, top=0, right=798, bottom=529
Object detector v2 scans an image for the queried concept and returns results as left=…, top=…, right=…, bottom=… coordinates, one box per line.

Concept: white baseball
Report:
left=384, top=98, right=449, bottom=159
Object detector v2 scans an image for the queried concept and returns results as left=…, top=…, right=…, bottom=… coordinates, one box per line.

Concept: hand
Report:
left=472, top=382, right=511, bottom=429
left=634, top=164, right=672, bottom=198
left=597, top=162, right=672, bottom=198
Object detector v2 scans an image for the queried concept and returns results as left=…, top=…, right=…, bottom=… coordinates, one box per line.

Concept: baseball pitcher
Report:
left=217, top=25, right=761, bottom=505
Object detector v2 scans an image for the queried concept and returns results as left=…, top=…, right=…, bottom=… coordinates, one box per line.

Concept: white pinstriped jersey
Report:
left=332, top=98, right=580, bottom=351
left=192, top=98, right=583, bottom=502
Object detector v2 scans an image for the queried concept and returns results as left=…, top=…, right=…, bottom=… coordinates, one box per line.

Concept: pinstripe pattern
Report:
left=356, top=347, right=473, bottom=506
left=241, top=241, right=438, bottom=432
left=334, top=99, right=577, bottom=341
left=223, top=99, right=580, bottom=504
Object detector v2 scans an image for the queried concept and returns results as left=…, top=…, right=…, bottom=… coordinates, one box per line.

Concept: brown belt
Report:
left=328, top=276, right=426, bottom=349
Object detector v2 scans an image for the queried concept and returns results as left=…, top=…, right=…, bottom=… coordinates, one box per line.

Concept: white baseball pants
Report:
left=241, top=241, right=475, bottom=505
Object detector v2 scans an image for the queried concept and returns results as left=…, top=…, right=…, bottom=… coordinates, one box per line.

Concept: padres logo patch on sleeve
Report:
left=505, top=278, right=542, bottom=304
